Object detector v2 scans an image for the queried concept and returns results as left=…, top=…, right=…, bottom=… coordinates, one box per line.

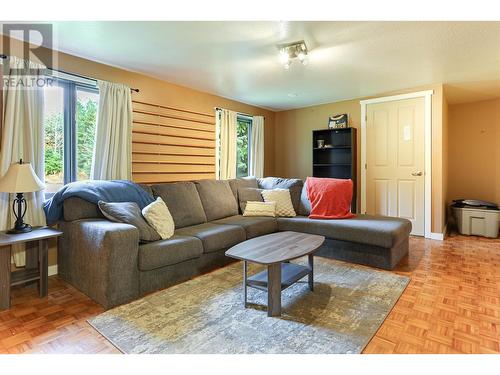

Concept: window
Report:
left=43, top=79, right=99, bottom=192
left=236, top=115, right=252, bottom=177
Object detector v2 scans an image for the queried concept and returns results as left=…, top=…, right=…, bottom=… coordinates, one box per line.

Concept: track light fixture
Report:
left=277, top=40, right=308, bottom=70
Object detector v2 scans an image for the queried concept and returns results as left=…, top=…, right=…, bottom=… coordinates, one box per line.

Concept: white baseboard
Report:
left=428, top=231, right=444, bottom=241
left=48, top=264, right=58, bottom=276
left=426, top=222, right=448, bottom=241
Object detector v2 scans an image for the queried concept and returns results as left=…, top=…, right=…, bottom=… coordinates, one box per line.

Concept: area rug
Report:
left=88, top=258, right=409, bottom=354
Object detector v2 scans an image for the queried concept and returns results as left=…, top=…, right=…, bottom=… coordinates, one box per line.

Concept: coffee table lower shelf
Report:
left=246, top=263, right=311, bottom=292
left=243, top=255, right=314, bottom=317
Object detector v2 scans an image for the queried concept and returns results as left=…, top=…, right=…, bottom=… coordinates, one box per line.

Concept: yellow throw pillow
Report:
left=243, top=201, right=276, bottom=217
left=261, top=188, right=297, bottom=217
left=142, top=197, right=175, bottom=239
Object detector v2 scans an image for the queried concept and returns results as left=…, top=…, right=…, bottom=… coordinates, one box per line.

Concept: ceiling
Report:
left=23, top=22, right=500, bottom=110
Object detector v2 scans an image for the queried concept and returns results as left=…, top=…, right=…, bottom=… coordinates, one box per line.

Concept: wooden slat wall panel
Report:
left=132, top=154, right=215, bottom=165
left=132, top=100, right=216, bottom=184
left=133, top=173, right=214, bottom=184
left=133, top=123, right=214, bottom=140
left=133, top=101, right=214, bottom=124
left=132, top=143, right=214, bottom=156
left=133, top=115, right=215, bottom=132
left=133, top=109, right=214, bottom=125
left=133, top=132, right=215, bottom=148
left=133, top=163, right=215, bottom=173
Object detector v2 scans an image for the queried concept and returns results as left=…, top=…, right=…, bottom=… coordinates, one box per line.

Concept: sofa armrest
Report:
left=58, top=219, right=140, bottom=309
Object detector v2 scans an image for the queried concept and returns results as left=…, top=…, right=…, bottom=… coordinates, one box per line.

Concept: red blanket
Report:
left=306, top=177, right=355, bottom=219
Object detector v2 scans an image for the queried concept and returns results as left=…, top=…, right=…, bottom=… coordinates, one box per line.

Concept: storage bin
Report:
left=452, top=206, right=500, bottom=238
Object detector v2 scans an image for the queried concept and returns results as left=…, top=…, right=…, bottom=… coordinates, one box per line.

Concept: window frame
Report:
left=45, top=78, right=99, bottom=187
left=236, top=114, right=253, bottom=178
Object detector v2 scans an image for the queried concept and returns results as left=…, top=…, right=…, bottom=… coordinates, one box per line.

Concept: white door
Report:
left=366, top=97, right=425, bottom=236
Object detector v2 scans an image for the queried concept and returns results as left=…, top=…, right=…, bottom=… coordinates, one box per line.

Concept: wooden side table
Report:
left=0, top=227, right=62, bottom=310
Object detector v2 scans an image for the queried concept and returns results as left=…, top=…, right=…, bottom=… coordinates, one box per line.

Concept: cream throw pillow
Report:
left=243, top=201, right=276, bottom=217
left=261, top=189, right=296, bottom=217
left=141, top=197, right=175, bottom=239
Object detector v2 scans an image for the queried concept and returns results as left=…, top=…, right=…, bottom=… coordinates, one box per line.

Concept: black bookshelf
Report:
left=312, top=128, right=357, bottom=212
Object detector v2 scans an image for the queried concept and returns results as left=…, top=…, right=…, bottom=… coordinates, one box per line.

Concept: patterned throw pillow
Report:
left=260, top=189, right=297, bottom=217
left=141, top=197, right=175, bottom=240
left=243, top=201, right=276, bottom=217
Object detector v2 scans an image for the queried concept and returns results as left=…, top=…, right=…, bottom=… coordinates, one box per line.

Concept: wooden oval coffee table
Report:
left=225, top=231, right=325, bottom=317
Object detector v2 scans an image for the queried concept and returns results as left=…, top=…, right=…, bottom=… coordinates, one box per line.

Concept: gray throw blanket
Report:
left=43, top=180, right=155, bottom=225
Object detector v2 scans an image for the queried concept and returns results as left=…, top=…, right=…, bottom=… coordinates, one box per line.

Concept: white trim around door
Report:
left=360, top=90, right=435, bottom=239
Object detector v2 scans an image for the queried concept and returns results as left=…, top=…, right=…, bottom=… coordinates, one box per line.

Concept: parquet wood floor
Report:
left=0, top=234, right=498, bottom=354
left=364, top=234, right=500, bottom=354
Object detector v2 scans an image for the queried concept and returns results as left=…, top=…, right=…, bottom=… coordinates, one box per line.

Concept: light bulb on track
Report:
left=279, top=50, right=289, bottom=65
left=277, top=40, right=309, bottom=70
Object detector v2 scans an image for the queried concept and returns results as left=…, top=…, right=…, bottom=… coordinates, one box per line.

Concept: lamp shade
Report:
left=0, top=161, right=45, bottom=193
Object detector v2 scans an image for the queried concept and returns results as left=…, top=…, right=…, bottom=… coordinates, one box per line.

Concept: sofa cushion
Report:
left=227, top=179, right=239, bottom=202
left=298, top=182, right=311, bottom=216
left=194, top=180, right=239, bottom=221
left=63, top=197, right=104, bottom=221
left=277, top=215, right=412, bottom=249
left=175, top=222, right=246, bottom=253
left=238, top=187, right=263, bottom=212
left=152, top=182, right=207, bottom=229
left=257, top=177, right=303, bottom=213
left=98, top=200, right=161, bottom=242
left=237, top=176, right=259, bottom=189
left=212, top=215, right=278, bottom=239
left=138, top=235, right=203, bottom=271
left=228, top=177, right=259, bottom=211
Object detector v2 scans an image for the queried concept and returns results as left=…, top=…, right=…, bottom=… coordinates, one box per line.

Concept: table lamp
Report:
left=0, top=159, right=45, bottom=234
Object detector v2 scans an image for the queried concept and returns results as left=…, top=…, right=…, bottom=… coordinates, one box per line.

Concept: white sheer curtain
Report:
left=0, top=56, right=46, bottom=266
left=216, top=108, right=237, bottom=180
left=91, top=80, right=132, bottom=180
left=250, top=115, right=264, bottom=178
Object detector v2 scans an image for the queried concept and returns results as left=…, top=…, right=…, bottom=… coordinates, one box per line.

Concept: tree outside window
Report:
left=236, top=116, right=252, bottom=177
left=43, top=80, right=99, bottom=192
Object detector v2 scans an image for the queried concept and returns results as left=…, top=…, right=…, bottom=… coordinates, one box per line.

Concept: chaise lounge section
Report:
left=277, top=216, right=409, bottom=270
left=58, top=177, right=411, bottom=309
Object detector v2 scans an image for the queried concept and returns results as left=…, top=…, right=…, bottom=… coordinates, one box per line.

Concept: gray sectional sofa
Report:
left=58, top=177, right=411, bottom=309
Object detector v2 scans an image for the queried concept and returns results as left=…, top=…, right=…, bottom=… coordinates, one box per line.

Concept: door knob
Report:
left=411, top=171, right=423, bottom=176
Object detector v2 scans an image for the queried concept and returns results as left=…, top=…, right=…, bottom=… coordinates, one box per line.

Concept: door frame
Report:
left=360, top=90, right=433, bottom=239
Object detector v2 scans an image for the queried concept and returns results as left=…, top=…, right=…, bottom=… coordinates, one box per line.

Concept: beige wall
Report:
left=431, top=85, right=445, bottom=233
left=1, top=36, right=276, bottom=266
left=275, top=84, right=447, bottom=234
left=442, top=90, right=449, bottom=227
left=448, top=98, right=500, bottom=204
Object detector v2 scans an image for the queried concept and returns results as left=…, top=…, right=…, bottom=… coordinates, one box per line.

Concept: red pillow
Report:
left=306, top=177, right=355, bottom=219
